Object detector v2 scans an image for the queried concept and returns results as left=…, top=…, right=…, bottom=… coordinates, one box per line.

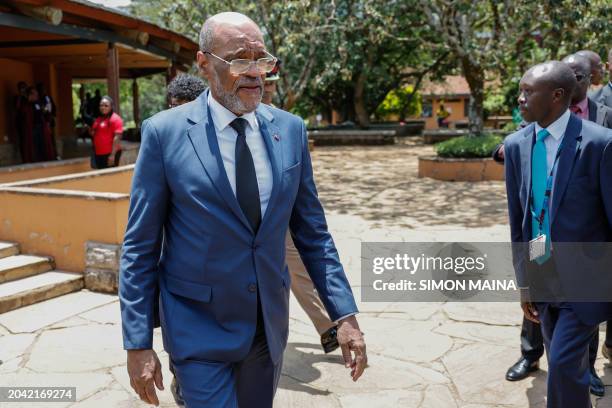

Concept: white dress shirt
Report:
left=534, top=109, right=571, bottom=212
left=207, top=93, right=273, bottom=218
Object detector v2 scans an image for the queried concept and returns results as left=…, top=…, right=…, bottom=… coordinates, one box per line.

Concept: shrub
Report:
left=435, top=134, right=503, bottom=158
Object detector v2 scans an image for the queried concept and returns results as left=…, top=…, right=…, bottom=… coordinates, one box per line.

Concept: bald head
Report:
left=524, top=61, right=576, bottom=102
left=562, top=54, right=591, bottom=104
left=196, top=12, right=269, bottom=116
left=199, top=12, right=261, bottom=52
left=518, top=61, right=576, bottom=126
left=577, top=49, right=604, bottom=85
left=563, top=54, right=590, bottom=74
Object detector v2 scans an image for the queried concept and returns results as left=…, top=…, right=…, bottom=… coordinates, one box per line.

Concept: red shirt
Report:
left=92, top=112, right=123, bottom=155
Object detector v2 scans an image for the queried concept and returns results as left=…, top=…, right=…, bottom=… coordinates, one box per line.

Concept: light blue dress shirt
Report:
left=534, top=109, right=571, bottom=211
left=207, top=93, right=273, bottom=218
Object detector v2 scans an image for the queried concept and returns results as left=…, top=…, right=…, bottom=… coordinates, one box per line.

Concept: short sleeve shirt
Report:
left=92, top=113, right=123, bottom=155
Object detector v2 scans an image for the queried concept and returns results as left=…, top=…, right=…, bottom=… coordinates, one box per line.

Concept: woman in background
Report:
left=89, top=96, right=123, bottom=169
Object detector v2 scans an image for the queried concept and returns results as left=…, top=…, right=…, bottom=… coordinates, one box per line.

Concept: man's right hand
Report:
left=127, top=349, right=164, bottom=406
left=521, top=301, right=540, bottom=324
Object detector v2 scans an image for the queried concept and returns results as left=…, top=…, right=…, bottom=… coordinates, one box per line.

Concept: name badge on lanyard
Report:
left=528, top=141, right=563, bottom=261
left=529, top=234, right=547, bottom=261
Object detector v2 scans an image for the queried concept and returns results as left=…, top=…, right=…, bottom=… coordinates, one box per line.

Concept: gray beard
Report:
left=210, top=74, right=261, bottom=115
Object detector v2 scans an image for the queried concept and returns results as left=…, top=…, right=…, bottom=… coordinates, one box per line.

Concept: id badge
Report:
left=529, top=234, right=547, bottom=261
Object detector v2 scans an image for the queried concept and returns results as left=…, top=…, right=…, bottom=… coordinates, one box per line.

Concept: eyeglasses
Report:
left=204, top=50, right=277, bottom=76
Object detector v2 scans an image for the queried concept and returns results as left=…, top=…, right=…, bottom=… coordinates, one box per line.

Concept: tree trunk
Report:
left=461, top=57, right=485, bottom=136
left=353, top=69, right=370, bottom=128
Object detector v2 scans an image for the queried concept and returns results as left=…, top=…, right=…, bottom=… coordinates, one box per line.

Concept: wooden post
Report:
left=132, top=79, right=140, bottom=127
left=165, top=62, right=178, bottom=85
left=106, top=43, right=120, bottom=115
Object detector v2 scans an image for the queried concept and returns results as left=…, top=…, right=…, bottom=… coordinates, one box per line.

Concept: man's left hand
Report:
left=337, top=315, right=367, bottom=381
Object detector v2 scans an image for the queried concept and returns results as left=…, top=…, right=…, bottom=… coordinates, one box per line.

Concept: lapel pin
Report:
left=273, top=134, right=280, bottom=141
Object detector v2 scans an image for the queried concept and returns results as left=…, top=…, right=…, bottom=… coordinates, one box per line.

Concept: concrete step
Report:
left=0, top=255, right=54, bottom=284
left=0, top=242, right=19, bottom=259
left=0, top=271, right=83, bottom=314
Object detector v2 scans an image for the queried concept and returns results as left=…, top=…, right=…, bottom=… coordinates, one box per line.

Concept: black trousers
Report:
left=94, top=150, right=122, bottom=169
left=521, top=316, right=602, bottom=368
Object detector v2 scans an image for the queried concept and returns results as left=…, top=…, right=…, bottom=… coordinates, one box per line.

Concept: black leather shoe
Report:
left=590, top=368, right=605, bottom=397
left=505, top=357, right=539, bottom=381
left=171, top=376, right=185, bottom=406
left=321, top=326, right=339, bottom=354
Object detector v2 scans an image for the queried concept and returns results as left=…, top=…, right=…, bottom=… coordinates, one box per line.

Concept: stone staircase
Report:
left=0, top=242, right=83, bottom=314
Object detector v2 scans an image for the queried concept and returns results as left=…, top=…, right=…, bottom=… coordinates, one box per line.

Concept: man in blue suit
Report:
left=504, top=61, right=612, bottom=408
left=119, top=12, right=366, bottom=407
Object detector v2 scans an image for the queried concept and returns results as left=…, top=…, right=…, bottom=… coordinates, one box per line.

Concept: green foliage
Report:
left=375, top=85, right=421, bottom=120
left=123, top=0, right=610, bottom=128
left=501, top=121, right=519, bottom=132
left=435, top=134, right=503, bottom=158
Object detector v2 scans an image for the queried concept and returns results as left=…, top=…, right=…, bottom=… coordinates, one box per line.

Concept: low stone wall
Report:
left=308, top=129, right=396, bottom=146
left=84, top=241, right=121, bottom=293
left=0, top=158, right=90, bottom=185
left=371, top=121, right=425, bottom=136
left=418, top=155, right=504, bottom=182
left=422, top=129, right=468, bottom=144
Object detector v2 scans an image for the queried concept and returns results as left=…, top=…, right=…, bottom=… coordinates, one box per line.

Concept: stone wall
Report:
left=84, top=241, right=121, bottom=294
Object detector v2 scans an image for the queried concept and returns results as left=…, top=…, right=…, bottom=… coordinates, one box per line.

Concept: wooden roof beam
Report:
left=13, top=3, right=62, bottom=25
left=116, top=29, right=149, bottom=46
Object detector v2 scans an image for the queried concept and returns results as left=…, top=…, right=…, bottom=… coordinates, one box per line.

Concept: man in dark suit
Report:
left=504, top=60, right=612, bottom=408
left=590, top=48, right=612, bottom=108
left=120, top=12, right=367, bottom=408
left=505, top=55, right=612, bottom=396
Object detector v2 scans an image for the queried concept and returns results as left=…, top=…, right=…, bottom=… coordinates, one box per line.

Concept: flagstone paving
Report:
left=0, top=139, right=609, bottom=407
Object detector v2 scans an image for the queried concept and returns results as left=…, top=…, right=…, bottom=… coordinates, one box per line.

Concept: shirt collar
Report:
left=570, top=97, right=589, bottom=114
left=207, top=92, right=258, bottom=133
left=535, top=109, right=571, bottom=141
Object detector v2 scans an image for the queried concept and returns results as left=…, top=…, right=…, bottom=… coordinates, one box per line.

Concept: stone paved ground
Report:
left=1, top=139, right=610, bottom=407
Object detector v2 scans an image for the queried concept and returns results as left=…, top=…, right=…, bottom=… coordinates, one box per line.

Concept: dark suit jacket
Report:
left=588, top=97, right=612, bottom=128
left=504, top=114, right=612, bottom=325
left=589, top=83, right=612, bottom=109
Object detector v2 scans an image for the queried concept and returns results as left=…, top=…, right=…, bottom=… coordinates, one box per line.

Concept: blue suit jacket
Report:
left=504, top=113, right=612, bottom=324
left=119, top=91, right=358, bottom=363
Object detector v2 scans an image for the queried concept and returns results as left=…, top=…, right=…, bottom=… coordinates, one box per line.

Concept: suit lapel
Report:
left=550, top=114, right=582, bottom=224
left=186, top=91, right=254, bottom=233
left=588, top=98, right=598, bottom=123
left=255, top=105, right=283, bottom=229
left=518, top=123, right=535, bottom=217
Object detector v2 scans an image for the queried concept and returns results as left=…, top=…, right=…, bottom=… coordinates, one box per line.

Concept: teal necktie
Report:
left=531, top=128, right=551, bottom=264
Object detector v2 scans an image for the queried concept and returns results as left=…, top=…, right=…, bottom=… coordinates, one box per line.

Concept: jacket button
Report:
left=248, top=283, right=257, bottom=293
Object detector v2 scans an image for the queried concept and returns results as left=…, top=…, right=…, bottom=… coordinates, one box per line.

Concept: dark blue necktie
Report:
left=230, top=118, right=261, bottom=232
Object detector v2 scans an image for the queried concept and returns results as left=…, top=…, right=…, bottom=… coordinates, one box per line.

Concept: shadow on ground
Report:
left=278, top=341, right=345, bottom=396
left=312, top=139, right=508, bottom=229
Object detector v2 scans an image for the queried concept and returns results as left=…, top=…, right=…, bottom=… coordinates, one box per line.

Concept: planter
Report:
left=418, top=155, right=504, bottom=182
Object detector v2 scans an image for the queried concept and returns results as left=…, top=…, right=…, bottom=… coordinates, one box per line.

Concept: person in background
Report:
left=590, top=48, right=612, bottom=108
left=262, top=59, right=280, bottom=106
left=13, top=81, right=29, bottom=160
left=18, top=86, right=55, bottom=163
left=505, top=60, right=612, bottom=408
left=162, top=73, right=207, bottom=406
left=36, top=82, right=58, bottom=159
left=437, top=102, right=450, bottom=128
left=167, top=74, right=207, bottom=108
left=89, top=96, right=123, bottom=169
left=577, top=49, right=605, bottom=89
left=90, top=89, right=102, bottom=118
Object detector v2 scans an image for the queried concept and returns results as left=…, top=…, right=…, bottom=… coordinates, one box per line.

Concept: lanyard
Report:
left=530, top=142, right=563, bottom=233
